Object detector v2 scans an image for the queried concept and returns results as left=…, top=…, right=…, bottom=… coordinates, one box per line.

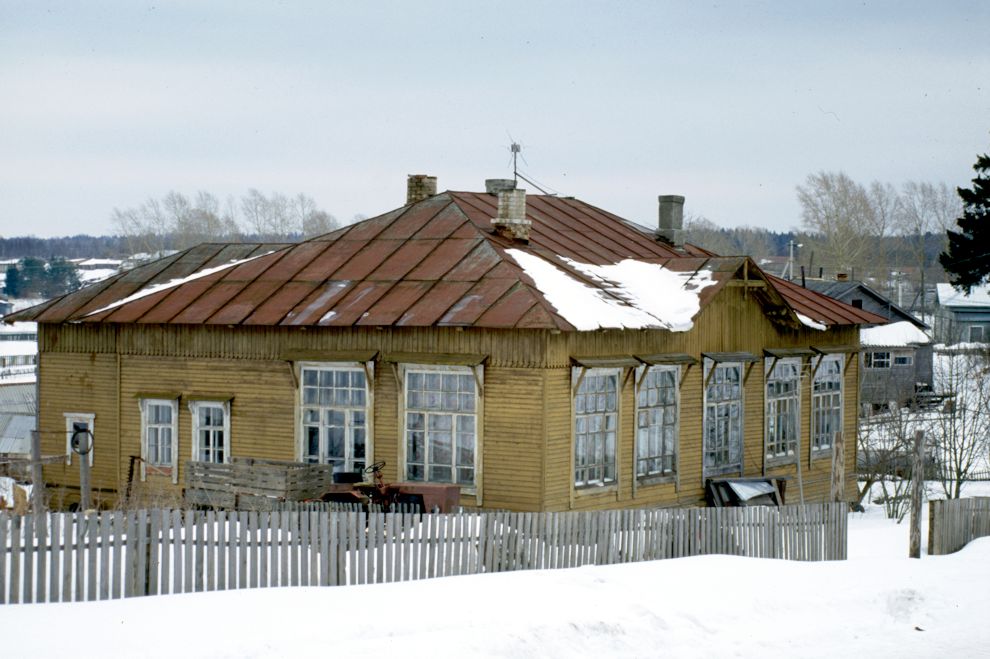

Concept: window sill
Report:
left=703, top=466, right=742, bottom=478
left=574, top=482, right=618, bottom=497
left=636, top=474, right=676, bottom=487
left=765, top=455, right=797, bottom=468
left=809, top=448, right=833, bottom=462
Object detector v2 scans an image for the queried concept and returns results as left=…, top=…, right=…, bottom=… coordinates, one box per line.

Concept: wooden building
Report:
left=7, top=176, right=884, bottom=510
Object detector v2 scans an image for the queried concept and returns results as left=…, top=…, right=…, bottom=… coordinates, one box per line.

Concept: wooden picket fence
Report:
left=0, top=502, right=847, bottom=604
left=928, top=497, right=990, bottom=555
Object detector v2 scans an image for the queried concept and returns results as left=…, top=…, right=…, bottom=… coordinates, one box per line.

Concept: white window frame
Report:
left=765, top=357, right=801, bottom=464
left=703, top=360, right=744, bottom=477
left=400, top=363, right=481, bottom=491
left=297, top=362, right=373, bottom=476
left=893, top=353, right=914, bottom=367
left=573, top=367, right=620, bottom=489
left=635, top=365, right=679, bottom=482
left=864, top=351, right=891, bottom=369
left=63, top=412, right=95, bottom=466
left=140, top=398, right=179, bottom=483
left=189, top=400, right=231, bottom=464
left=811, top=354, right=843, bottom=456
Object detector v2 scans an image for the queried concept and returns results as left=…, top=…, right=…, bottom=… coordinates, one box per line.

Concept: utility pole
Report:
left=782, top=239, right=802, bottom=281
left=909, top=429, right=925, bottom=559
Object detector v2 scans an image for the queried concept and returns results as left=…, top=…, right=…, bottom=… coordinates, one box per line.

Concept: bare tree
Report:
left=796, top=171, right=875, bottom=277
left=897, top=181, right=963, bottom=315
left=926, top=346, right=990, bottom=499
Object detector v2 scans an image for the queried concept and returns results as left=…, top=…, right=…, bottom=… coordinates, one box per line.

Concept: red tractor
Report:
left=319, top=461, right=461, bottom=513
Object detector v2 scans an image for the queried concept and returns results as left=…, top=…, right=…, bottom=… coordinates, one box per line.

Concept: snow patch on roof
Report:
left=85, top=252, right=274, bottom=318
left=796, top=313, right=827, bottom=331
left=506, top=249, right=716, bottom=331
left=936, top=283, right=990, bottom=308
left=860, top=320, right=931, bottom=346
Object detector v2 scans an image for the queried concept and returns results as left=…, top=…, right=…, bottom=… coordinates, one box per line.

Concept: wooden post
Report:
left=909, top=430, right=925, bottom=559
left=829, top=431, right=845, bottom=502
left=30, top=430, right=45, bottom=517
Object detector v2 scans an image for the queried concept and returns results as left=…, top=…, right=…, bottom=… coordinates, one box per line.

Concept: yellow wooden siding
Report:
left=480, top=368, right=544, bottom=510
left=36, top=282, right=864, bottom=510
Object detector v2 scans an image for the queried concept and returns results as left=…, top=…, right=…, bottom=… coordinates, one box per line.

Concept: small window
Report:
left=864, top=351, right=890, bottom=369
left=63, top=413, right=95, bottom=466
left=851, top=299, right=863, bottom=309
left=140, top=398, right=178, bottom=482
left=190, top=401, right=230, bottom=464
left=893, top=354, right=914, bottom=367
left=574, top=368, right=619, bottom=487
left=970, top=326, right=985, bottom=343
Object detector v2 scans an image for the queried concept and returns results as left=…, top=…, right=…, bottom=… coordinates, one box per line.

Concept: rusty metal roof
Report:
left=8, top=190, right=882, bottom=331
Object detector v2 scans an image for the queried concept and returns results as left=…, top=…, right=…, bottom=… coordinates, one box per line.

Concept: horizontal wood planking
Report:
left=0, top=503, right=848, bottom=604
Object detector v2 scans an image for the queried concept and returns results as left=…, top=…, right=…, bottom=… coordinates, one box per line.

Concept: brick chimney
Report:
left=406, top=174, right=437, bottom=205
left=657, top=194, right=685, bottom=247
left=487, top=179, right=531, bottom=242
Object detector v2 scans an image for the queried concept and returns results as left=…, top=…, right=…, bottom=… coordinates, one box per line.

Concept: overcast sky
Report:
left=1, top=1, right=988, bottom=238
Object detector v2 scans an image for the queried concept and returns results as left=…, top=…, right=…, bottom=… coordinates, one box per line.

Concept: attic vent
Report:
left=490, top=187, right=531, bottom=242
left=406, top=174, right=437, bottom=204
left=657, top=195, right=685, bottom=248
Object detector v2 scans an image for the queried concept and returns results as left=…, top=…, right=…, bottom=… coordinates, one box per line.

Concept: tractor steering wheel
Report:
left=365, top=461, right=386, bottom=474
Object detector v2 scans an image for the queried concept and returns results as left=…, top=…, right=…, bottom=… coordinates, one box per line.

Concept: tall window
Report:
left=141, top=398, right=178, bottom=481
left=765, top=358, right=800, bottom=461
left=190, top=401, right=230, bottom=464
left=812, top=355, right=843, bottom=453
left=404, top=366, right=478, bottom=486
left=703, top=362, right=743, bottom=476
left=574, top=368, right=618, bottom=487
left=636, top=366, right=678, bottom=479
left=300, top=364, right=369, bottom=474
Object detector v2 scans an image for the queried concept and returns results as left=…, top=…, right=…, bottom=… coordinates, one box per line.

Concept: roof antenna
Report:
left=510, top=142, right=521, bottom=186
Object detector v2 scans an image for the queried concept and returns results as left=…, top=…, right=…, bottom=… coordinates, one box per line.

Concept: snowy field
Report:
left=3, top=487, right=989, bottom=658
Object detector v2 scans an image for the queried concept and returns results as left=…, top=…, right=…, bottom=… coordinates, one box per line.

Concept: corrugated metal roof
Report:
left=6, top=190, right=882, bottom=331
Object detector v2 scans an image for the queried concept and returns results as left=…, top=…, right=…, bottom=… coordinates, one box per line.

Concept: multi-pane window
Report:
left=142, top=399, right=176, bottom=467
left=301, top=365, right=369, bottom=474
left=405, top=367, right=477, bottom=486
left=864, top=351, right=890, bottom=369
left=765, top=358, right=800, bottom=461
left=191, top=401, right=229, bottom=464
left=703, top=362, right=743, bottom=476
left=636, top=366, right=678, bottom=479
left=970, top=326, right=984, bottom=342
left=574, top=369, right=618, bottom=487
left=812, top=355, right=842, bottom=452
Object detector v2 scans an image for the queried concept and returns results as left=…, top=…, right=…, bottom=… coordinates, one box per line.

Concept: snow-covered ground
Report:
left=3, top=487, right=989, bottom=659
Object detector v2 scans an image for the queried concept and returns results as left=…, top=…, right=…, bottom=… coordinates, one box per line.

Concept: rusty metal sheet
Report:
left=281, top=281, right=355, bottom=325
left=366, top=239, right=441, bottom=281
left=412, top=204, right=471, bottom=240
left=337, top=206, right=405, bottom=241
left=443, top=241, right=501, bottom=281
left=375, top=195, right=449, bottom=240
left=136, top=276, right=224, bottom=324
left=169, top=281, right=251, bottom=324
left=395, top=281, right=475, bottom=326
left=406, top=238, right=481, bottom=281
left=292, top=239, right=370, bottom=282
left=244, top=281, right=320, bottom=325
left=332, top=239, right=406, bottom=280
left=317, top=281, right=394, bottom=326
left=474, top=284, right=543, bottom=328
left=438, top=278, right=516, bottom=326
left=515, top=302, right=570, bottom=330
left=253, top=241, right=331, bottom=281
left=356, top=281, right=432, bottom=326
left=206, top=279, right=289, bottom=325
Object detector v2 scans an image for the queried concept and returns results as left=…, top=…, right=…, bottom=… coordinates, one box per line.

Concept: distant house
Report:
left=804, top=280, right=932, bottom=412
left=935, top=283, right=990, bottom=344
left=7, top=176, right=883, bottom=511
